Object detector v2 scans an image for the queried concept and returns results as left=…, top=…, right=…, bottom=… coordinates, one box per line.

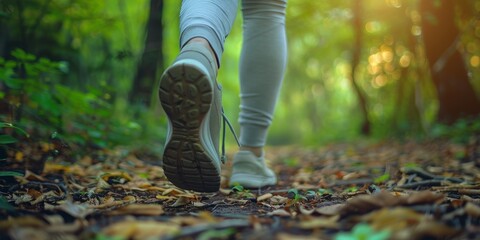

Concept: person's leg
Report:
left=230, top=0, right=287, bottom=188
left=180, top=0, right=238, bottom=67
left=239, top=0, right=287, bottom=156
left=160, top=0, right=238, bottom=192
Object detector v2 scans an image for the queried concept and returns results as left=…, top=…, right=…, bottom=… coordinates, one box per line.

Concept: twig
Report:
left=402, top=167, right=464, bottom=183
left=395, top=179, right=445, bottom=189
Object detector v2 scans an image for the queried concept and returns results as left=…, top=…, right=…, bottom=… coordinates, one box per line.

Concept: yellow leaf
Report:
left=103, top=220, right=179, bottom=239
left=155, top=195, right=175, bottom=201
left=297, top=215, right=339, bottom=229
left=15, top=151, right=24, bottom=161
left=109, top=204, right=164, bottom=216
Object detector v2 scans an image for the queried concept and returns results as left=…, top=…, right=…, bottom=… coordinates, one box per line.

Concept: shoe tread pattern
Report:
left=159, top=63, right=219, bottom=192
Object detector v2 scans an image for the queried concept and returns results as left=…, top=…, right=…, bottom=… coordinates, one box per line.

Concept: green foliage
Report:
left=430, top=117, right=480, bottom=143
left=334, top=223, right=390, bottom=240
left=197, top=228, right=236, bottom=240
left=344, top=186, right=359, bottom=193
left=0, top=122, right=29, bottom=144
left=374, top=173, right=390, bottom=184
left=0, top=171, right=23, bottom=177
left=0, top=195, right=15, bottom=212
left=0, top=49, right=164, bottom=149
left=231, top=184, right=254, bottom=199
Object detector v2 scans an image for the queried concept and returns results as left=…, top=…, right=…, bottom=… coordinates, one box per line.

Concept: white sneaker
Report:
left=159, top=43, right=222, bottom=192
left=229, top=151, right=277, bottom=188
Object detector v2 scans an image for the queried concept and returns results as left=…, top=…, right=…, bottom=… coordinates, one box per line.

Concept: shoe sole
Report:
left=159, top=63, right=220, bottom=192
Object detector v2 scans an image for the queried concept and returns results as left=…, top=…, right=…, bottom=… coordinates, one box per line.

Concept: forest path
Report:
left=1, top=139, right=479, bottom=239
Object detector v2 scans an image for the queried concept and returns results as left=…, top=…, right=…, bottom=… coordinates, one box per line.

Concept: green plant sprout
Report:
left=334, top=223, right=390, bottom=240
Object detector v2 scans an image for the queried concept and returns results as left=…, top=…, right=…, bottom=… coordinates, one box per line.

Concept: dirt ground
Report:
left=1, top=138, right=480, bottom=239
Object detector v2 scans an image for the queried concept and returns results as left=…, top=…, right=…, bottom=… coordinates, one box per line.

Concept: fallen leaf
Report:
left=13, top=194, right=33, bottom=205
left=54, top=201, right=93, bottom=218
left=0, top=216, right=46, bottom=230
left=298, top=205, right=315, bottom=215
left=171, top=196, right=191, bottom=207
left=297, top=215, right=339, bottom=229
left=270, top=195, right=289, bottom=205
left=316, top=204, right=344, bottom=216
left=162, top=188, right=184, bottom=196
left=257, top=193, right=273, bottom=202
left=267, top=209, right=291, bottom=217
left=405, top=191, right=444, bottom=205
left=102, top=220, right=179, bottom=239
left=101, top=171, right=132, bottom=184
left=364, top=207, right=422, bottom=231
left=465, top=202, right=480, bottom=217
left=109, top=204, right=164, bottom=216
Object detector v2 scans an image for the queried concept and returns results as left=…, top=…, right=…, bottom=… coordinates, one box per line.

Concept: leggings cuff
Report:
left=180, top=25, right=223, bottom=67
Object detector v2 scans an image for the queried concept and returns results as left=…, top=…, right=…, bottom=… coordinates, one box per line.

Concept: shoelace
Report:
left=221, top=108, right=240, bottom=164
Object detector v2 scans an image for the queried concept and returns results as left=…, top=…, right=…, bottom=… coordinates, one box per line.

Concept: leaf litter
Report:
left=0, top=139, right=479, bottom=239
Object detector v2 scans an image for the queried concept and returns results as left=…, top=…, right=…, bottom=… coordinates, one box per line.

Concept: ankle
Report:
left=186, top=38, right=219, bottom=68
left=240, top=146, right=263, bottom=158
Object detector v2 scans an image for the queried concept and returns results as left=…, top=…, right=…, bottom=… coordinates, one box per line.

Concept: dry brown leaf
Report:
left=170, top=196, right=191, bottom=207
left=162, top=188, right=185, bottom=196
left=342, top=171, right=366, bottom=180
left=315, top=204, right=344, bottom=216
left=297, top=215, right=339, bottom=229
left=219, top=188, right=232, bottom=195
left=277, top=233, right=321, bottom=240
left=364, top=207, right=422, bottom=231
left=8, top=227, right=50, bottom=240
left=101, top=171, right=132, bottom=183
left=146, top=186, right=168, bottom=192
left=270, top=195, right=288, bottom=205
left=406, top=191, right=444, bottom=205
left=340, top=192, right=401, bottom=215
left=13, top=194, right=33, bottom=205
left=91, top=196, right=123, bottom=209
left=155, top=195, right=175, bottom=201
left=465, top=202, right=480, bottom=217
left=298, top=205, right=315, bottom=215
left=267, top=209, right=291, bottom=217
left=96, top=178, right=111, bottom=189
left=54, top=201, right=93, bottom=218
left=0, top=216, right=46, bottom=230
left=226, top=198, right=249, bottom=204
left=257, top=193, right=273, bottom=202
left=23, top=170, right=47, bottom=182
left=197, top=211, right=218, bottom=223
left=102, top=220, right=179, bottom=240
left=109, top=204, right=164, bottom=216
left=411, top=219, right=459, bottom=239
left=45, top=219, right=84, bottom=233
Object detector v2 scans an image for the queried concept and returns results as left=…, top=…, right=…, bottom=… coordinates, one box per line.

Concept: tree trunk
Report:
left=130, top=0, right=164, bottom=105
left=420, top=0, right=480, bottom=124
left=350, top=0, right=370, bottom=135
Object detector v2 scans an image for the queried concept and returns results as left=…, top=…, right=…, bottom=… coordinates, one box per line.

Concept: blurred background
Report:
left=0, top=0, right=479, bottom=152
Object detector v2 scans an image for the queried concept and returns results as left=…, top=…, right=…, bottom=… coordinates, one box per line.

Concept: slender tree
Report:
left=350, top=0, right=370, bottom=135
left=130, top=0, right=164, bottom=105
left=420, top=0, right=480, bottom=123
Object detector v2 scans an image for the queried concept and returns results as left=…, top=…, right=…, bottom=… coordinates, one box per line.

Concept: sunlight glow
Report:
left=386, top=0, right=402, bottom=8
left=399, top=54, right=411, bottom=68
left=470, top=55, right=480, bottom=68
left=411, top=25, right=422, bottom=36
left=365, top=21, right=382, bottom=33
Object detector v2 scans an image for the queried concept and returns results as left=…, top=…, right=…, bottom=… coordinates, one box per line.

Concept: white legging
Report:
left=180, top=0, right=287, bottom=147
